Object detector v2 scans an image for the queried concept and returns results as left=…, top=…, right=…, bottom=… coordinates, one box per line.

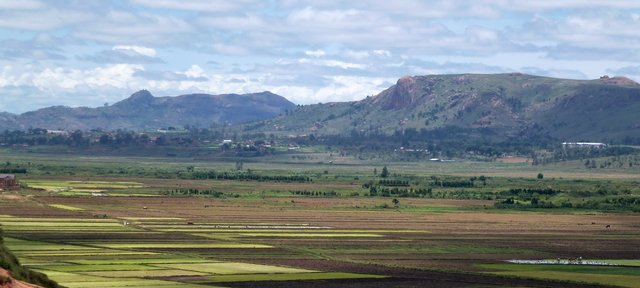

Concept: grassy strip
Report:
left=200, top=272, right=387, bottom=283
left=480, top=263, right=640, bottom=276
left=63, top=280, right=217, bottom=288
left=154, top=262, right=315, bottom=274
left=4, top=238, right=99, bottom=251
left=17, top=251, right=158, bottom=257
left=599, top=260, right=640, bottom=267
left=92, top=243, right=272, bottom=249
left=155, top=228, right=428, bottom=233
left=0, top=218, right=118, bottom=222
left=36, top=264, right=164, bottom=272
left=83, top=269, right=208, bottom=278
left=0, top=222, right=123, bottom=227
left=488, top=271, right=640, bottom=288
left=67, top=258, right=214, bottom=265
left=236, top=233, right=383, bottom=237
left=48, top=204, right=84, bottom=211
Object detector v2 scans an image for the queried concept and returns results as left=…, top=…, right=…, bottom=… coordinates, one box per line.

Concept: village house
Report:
left=0, top=174, right=18, bottom=189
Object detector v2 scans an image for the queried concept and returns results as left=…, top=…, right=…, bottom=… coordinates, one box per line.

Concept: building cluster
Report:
left=0, top=174, right=18, bottom=190
left=562, top=142, right=607, bottom=148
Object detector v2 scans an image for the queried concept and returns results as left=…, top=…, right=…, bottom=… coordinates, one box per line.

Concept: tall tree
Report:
left=381, top=166, right=389, bottom=178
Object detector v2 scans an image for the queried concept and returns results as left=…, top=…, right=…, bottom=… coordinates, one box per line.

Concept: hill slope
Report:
left=243, top=73, right=640, bottom=142
left=1, top=90, right=296, bottom=131
left=1, top=233, right=59, bottom=288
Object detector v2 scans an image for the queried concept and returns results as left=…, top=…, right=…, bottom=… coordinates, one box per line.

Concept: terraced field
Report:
left=22, top=179, right=145, bottom=196
left=0, top=215, right=385, bottom=287
left=1, top=150, right=639, bottom=287
left=2, top=195, right=639, bottom=287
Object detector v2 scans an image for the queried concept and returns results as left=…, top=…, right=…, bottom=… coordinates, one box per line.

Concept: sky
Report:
left=1, top=0, right=640, bottom=113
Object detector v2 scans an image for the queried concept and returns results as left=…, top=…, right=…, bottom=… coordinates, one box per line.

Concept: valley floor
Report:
left=0, top=150, right=639, bottom=287
left=1, top=195, right=639, bottom=287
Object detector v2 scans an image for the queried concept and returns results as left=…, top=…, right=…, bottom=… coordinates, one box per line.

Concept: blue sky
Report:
left=1, top=0, right=640, bottom=113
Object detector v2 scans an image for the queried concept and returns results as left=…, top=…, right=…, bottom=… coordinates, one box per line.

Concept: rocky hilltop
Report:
left=245, top=73, right=640, bottom=141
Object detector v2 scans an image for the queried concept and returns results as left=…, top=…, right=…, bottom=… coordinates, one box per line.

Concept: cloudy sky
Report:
left=1, top=0, right=640, bottom=113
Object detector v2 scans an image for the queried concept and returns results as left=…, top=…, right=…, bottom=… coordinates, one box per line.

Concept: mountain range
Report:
left=1, top=73, right=639, bottom=142
left=242, top=73, right=640, bottom=141
left=0, top=90, right=296, bottom=131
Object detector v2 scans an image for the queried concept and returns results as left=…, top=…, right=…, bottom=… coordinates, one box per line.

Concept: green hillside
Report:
left=0, top=230, right=60, bottom=287
left=242, top=73, right=640, bottom=142
left=0, top=90, right=295, bottom=131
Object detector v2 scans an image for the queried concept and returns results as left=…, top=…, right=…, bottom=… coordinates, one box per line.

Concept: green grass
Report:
left=16, top=251, right=159, bottom=257
left=0, top=218, right=118, bottom=222
left=39, top=264, right=165, bottom=272
left=1, top=215, right=386, bottom=286
left=480, top=264, right=640, bottom=288
left=201, top=272, right=387, bottom=283
left=311, top=245, right=531, bottom=255
left=601, top=260, right=640, bottom=267
left=154, top=262, right=316, bottom=274
left=48, top=204, right=84, bottom=211
left=66, top=258, right=214, bottom=265
left=29, top=270, right=109, bottom=283
left=0, top=221, right=123, bottom=227
left=120, top=217, right=185, bottom=221
left=491, top=270, right=640, bottom=288
left=24, top=179, right=143, bottom=190
left=4, top=237, right=99, bottom=251
left=92, top=243, right=273, bottom=249
left=481, top=263, right=640, bottom=276
left=84, top=269, right=208, bottom=278
left=33, top=271, right=216, bottom=288
left=236, top=233, right=383, bottom=237
left=167, top=229, right=428, bottom=233
left=22, top=179, right=145, bottom=195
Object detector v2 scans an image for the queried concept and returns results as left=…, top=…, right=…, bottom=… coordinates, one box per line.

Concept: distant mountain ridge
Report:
left=0, top=90, right=296, bottom=131
left=3, top=73, right=640, bottom=142
left=243, top=73, right=640, bottom=142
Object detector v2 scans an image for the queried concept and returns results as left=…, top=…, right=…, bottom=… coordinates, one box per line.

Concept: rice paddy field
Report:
left=1, top=149, right=640, bottom=287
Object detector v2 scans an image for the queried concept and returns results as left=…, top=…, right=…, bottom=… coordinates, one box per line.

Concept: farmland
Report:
left=1, top=148, right=639, bottom=287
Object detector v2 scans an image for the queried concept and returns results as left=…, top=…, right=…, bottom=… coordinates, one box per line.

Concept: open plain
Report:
left=1, top=149, right=639, bottom=287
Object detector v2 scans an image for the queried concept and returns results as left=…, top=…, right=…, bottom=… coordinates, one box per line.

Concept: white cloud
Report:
left=298, top=58, right=366, bottom=70
left=501, top=0, right=640, bottom=10
left=183, top=65, right=205, bottom=78
left=270, top=76, right=391, bottom=104
left=287, top=7, right=362, bottom=25
left=0, top=8, right=91, bottom=30
left=465, top=27, right=500, bottom=44
left=74, top=10, right=192, bottom=45
left=1, top=1, right=640, bottom=113
left=344, top=50, right=369, bottom=60
left=305, top=49, right=325, bottom=57
left=373, top=50, right=391, bottom=57
left=197, top=14, right=265, bottom=29
left=211, top=43, right=249, bottom=55
left=129, top=0, right=252, bottom=12
left=112, top=45, right=157, bottom=57
left=0, top=0, right=44, bottom=10
left=30, top=64, right=144, bottom=91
